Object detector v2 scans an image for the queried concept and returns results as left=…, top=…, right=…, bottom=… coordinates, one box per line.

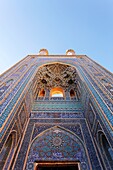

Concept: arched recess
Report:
left=38, top=89, right=46, bottom=97
left=50, top=87, right=64, bottom=97
left=98, top=131, right=113, bottom=169
left=33, top=62, right=79, bottom=100
left=0, top=131, right=17, bottom=170
left=70, top=89, right=76, bottom=98
left=26, top=126, right=89, bottom=170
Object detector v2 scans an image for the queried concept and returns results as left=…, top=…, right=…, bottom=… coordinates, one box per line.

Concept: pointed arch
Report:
left=26, top=126, right=89, bottom=170
left=0, top=130, right=17, bottom=170
left=70, top=89, right=76, bottom=98
left=98, top=131, right=113, bottom=169
left=50, top=87, right=64, bottom=97
left=38, top=89, right=46, bottom=97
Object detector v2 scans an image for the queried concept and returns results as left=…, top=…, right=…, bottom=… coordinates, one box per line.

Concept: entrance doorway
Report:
left=34, top=162, right=80, bottom=170
left=37, top=165, right=78, bottom=170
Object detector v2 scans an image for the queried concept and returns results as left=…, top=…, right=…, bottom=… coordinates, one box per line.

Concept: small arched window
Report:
left=50, top=87, right=64, bottom=97
left=38, top=89, right=45, bottom=97
left=70, top=89, right=75, bottom=98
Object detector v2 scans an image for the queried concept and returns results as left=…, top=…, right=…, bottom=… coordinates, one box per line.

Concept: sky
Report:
left=0, top=0, right=113, bottom=74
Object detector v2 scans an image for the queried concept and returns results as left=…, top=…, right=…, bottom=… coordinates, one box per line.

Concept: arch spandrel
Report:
left=26, top=126, right=89, bottom=170
left=34, top=60, right=79, bottom=72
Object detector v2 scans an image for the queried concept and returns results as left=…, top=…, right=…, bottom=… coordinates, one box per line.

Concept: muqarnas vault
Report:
left=0, top=49, right=113, bottom=170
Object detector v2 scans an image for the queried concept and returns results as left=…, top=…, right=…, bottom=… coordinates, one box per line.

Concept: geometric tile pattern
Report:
left=26, top=126, right=89, bottom=170
left=78, top=66, right=113, bottom=136
left=32, top=101, right=83, bottom=111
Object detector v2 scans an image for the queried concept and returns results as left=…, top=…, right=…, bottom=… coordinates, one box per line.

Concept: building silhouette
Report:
left=0, top=49, right=113, bottom=170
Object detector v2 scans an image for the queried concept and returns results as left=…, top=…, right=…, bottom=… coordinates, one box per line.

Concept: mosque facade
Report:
left=0, top=49, right=113, bottom=170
